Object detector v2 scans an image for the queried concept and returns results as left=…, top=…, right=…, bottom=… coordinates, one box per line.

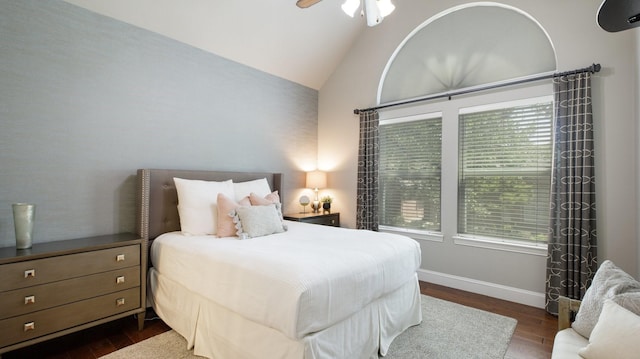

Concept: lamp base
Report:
left=311, top=201, right=321, bottom=213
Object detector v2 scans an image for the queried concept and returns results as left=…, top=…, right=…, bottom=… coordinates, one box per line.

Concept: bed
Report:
left=135, top=169, right=422, bottom=359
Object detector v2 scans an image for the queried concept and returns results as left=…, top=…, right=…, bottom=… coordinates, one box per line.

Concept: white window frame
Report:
left=377, top=82, right=552, bottom=257
left=456, top=95, right=552, bottom=256
left=378, top=112, right=443, bottom=239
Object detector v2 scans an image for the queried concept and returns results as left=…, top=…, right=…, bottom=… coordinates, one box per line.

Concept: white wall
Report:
left=319, top=0, right=639, bottom=304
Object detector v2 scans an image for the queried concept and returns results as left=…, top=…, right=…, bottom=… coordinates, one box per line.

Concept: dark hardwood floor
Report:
left=4, top=281, right=557, bottom=358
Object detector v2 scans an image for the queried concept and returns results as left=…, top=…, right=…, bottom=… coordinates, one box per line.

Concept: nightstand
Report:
left=284, top=212, right=340, bottom=227
left=0, top=233, right=146, bottom=355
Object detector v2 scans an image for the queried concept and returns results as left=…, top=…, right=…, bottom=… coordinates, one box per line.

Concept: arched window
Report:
left=379, top=2, right=556, bottom=104
left=376, top=3, right=556, bottom=253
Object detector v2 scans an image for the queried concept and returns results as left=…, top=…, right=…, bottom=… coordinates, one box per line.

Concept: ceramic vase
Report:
left=322, top=202, right=331, bottom=213
left=13, top=203, right=35, bottom=249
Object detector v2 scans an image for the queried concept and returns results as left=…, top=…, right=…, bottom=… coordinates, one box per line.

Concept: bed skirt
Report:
left=148, top=268, right=422, bottom=359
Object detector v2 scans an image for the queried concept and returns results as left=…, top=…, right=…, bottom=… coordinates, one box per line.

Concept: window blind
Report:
left=458, top=98, right=553, bottom=243
left=379, top=114, right=442, bottom=232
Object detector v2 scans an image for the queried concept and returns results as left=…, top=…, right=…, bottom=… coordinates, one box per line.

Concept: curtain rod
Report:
left=353, top=63, right=601, bottom=114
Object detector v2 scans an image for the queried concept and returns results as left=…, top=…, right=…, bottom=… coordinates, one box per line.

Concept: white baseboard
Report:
left=417, top=268, right=546, bottom=309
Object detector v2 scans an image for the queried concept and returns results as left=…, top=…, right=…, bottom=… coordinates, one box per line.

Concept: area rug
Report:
left=100, top=295, right=517, bottom=359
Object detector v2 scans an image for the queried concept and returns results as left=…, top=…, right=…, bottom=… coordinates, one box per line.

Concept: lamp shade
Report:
left=338, top=0, right=395, bottom=27
left=377, top=0, right=395, bottom=17
left=306, top=171, right=327, bottom=189
left=341, top=0, right=360, bottom=17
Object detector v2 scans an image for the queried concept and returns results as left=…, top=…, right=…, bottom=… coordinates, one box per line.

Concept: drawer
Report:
left=0, top=245, right=140, bottom=292
left=0, top=266, right=140, bottom=320
left=0, top=287, right=140, bottom=348
left=304, top=215, right=339, bottom=226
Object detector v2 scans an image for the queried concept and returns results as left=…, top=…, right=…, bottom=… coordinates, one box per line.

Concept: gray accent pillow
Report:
left=572, top=260, right=640, bottom=338
left=232, top=203, right=286, bottom=239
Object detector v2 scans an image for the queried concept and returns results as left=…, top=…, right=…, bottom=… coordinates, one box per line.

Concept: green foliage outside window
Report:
left=378, top=98, right=552, bottom=244
left=458, top=101, right=552, bottom=243
left=379, top=117, right=442, bottom=232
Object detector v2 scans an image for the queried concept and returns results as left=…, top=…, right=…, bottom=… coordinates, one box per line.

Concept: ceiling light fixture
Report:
left=342, top=0, right=396, bottom=27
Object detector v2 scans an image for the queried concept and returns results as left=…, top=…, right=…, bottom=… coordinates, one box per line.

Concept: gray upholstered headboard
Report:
left=135, top=169, right=283, bottom=241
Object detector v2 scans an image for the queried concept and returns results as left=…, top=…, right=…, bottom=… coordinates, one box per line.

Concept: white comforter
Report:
left=150, top=221, right=421, bottom=340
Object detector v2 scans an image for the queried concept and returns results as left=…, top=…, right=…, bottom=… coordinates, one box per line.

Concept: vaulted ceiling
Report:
left=63, top=0, right=366, bottom=90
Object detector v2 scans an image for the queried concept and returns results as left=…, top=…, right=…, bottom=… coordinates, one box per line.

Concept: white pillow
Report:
left=232, top=203, right=287, bottom=239
left=173, top=177, right=234, bottom=235
left=578, top=300, right=640, bottom=359
left=233, top=178, right=271, bottom=202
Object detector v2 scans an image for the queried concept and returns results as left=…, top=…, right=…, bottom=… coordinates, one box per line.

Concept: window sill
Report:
left=453, top=235, right=547, bottom=256
left=379, top=226, right=444, bottom=243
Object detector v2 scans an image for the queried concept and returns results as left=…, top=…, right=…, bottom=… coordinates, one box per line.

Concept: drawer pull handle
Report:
left=116, top=254, right=125, bottom=262
left=24, top=295, right=36, bottom=305
left=24, top=269, right=36, bottom=278
left=116, top=298, right=126, bottom=307
left=24, top=322, right=35, bottom=332
left=116, top=276, right=125, bottom=284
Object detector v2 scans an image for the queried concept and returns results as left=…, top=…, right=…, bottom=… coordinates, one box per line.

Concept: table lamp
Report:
left=306, top=171, right=327, bottom=213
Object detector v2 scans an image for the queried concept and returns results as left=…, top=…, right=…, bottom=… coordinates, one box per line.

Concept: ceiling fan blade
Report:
left=297, top=0, right=323, bottom=8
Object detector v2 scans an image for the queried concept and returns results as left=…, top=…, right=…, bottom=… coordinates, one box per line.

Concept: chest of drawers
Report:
left=0, top=233, right=146, bottom=354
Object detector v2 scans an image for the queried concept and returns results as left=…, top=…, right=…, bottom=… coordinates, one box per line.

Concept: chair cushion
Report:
left=551, top=328, right=587, bottom=359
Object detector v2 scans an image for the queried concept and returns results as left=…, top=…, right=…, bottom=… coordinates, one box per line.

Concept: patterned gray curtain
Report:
left=545, top=72, right=598, bottom=315
left=356, top=110, right=379, bottom=231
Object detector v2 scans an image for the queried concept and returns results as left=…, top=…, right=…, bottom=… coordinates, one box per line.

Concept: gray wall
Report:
left=636, top=29, right=640, bottom=279
left=0, top=1, right=318, bottom=247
